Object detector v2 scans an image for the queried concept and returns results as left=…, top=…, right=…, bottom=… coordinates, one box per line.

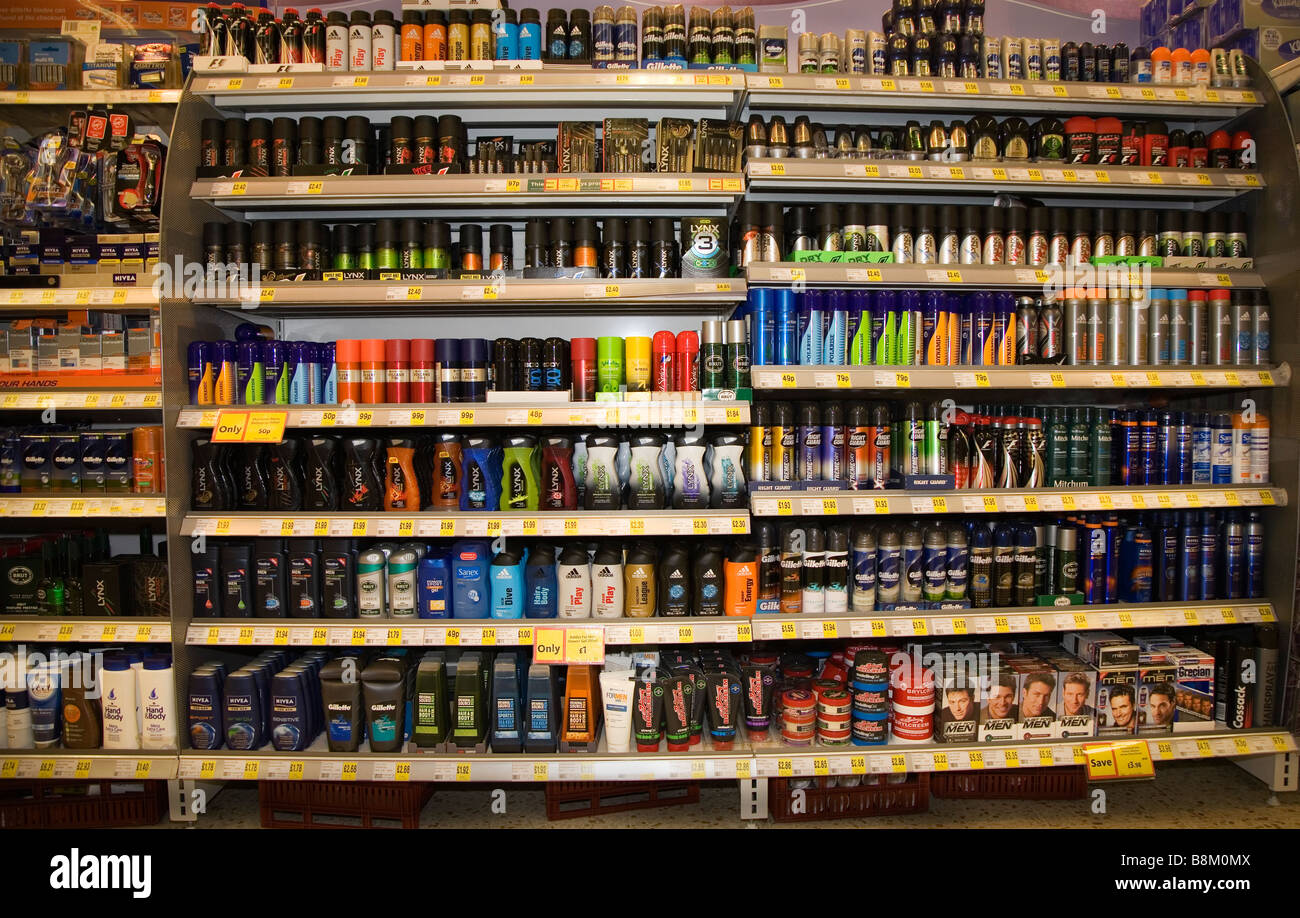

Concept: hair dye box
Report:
left=1096, top=666, right=1139, bottom=736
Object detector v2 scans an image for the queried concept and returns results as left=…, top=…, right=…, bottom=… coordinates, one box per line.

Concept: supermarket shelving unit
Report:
left=6, top=55, right=1297, bottom=823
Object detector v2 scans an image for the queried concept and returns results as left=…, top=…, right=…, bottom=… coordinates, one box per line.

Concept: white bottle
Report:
left=709, top=433, right=746, bottom=509
left=138, top=654, right=176, bottom=750
left=371, top=11, right=396, bottom=71
left=325, top=14, right=349, bottom=71
left=558, top=546, right=593, bottom=618
left=1251, top=412, right=1270, bottom=485
left=5, top=684, right=32, bottom=749
left=592, top=547, right=625, bottom=619
left=349, top=13, right=372, bottom=71
left=100, top=653, right=140, bottom=750
left=129, top=649, right=144, bottom=737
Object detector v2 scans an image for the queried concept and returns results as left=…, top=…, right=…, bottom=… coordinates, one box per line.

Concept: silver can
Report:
left=1210, top=296, right=1231, bottom=365
left=1106, top=295, right=1127, bottom=366
left=1128, top=295, right=1149, bottom=365
left=1148, top=294, right=1169, bottom=365
left=1252, top=295, right=1270, bottom=365
left=1086, top=292, right=1106, bottom=365
left=1168, top=293, right=1189, bottom=365
left=1230, top=294, right=1252, bottom=365
left=1065, top=294, right=1087, bottom=365
left=1189, top=294, right=1207, bottom=366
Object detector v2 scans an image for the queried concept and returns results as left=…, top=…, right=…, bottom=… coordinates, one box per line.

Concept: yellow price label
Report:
left=974, top=372, right=991, bottom=388
left=1183, top=610, right=1199, bottom=625
left=952, top=618, right=968, bottom=635
left=777, top=759, right=793, bottom=777
left=822, top=621, right=839, bottom=639
left=993, top=168, right=1008, bottom=181
left=677, top=625, right=694, bottom=643
left=731, top=517, right=747, bottom=534
left=0, top=760, right=16, bottom=778
left=1245, top=175, right=1260, bottom=187
left=769, top=162, right=786, bottom=176
left=1261, top=490, right=1276, bottom=505
left=231, top=181, right=248, bottom=195
left=351, top=628, right=367, bottom=646
left=1146, top=172, right=1163, bottom=185
left=1028, top=615, right=1043, bottom=632
left=386, top=628, right=402, bottom=646
left=0, top=624, right=13, bottom=640
left=780, top=621, right=796, bottom=640
left=603, top=284, right=621, bottom=297
left=776, top=498, right=793, bottom=516
left=735, top=760, right=751, bottom=778
left=834, top=78, right=851, bottom=90
left=812, top=756, right=830, bottom=776
left=994, top=616, right=1009, bottom=633
left=237, top=626, right=254, bottom=645
left=870, top=620, right=886, bottom=637
left=456, top=762, right=472, bottom=782
left=341, top=761, right=359, bottom=780
left=1221, top=608, right=1237, bottom=624
left=445, top=628, right=460, bottom=646
left=1060, top=494, right=1077, bottom=511
left=352, top=520, right=369, bottom=537
left=57, top=623, right=73, bottom=640
left=890, top=754, right=907, bottom=773
left=767, top=76, right=784, bottom=88
left=1196, top=740, right=1213, bottom=757
left=918, top=80, right=934, bottom=92
left=1005, top=749, right=1020, bottom=767
left=835, top=371, right=852, bottom=388
left=352, top=75, right=369, bottom=87
left=206, top=627, right=220, bottom=645
left=395, top=762, right=411, bottom=781
left=288, top=761, right=305, bottom=780
left=280, top=519, right=296, bottom=537
left=873, top=497, right=890, bottom=514
left=933, top=753, right=949, bottom=770
left=822, top=498, right=839, bottom=515
left=274, top=627, right=289, bottom=645
left=1062, top=169, right=1078, bottom=182
left=1073, top=613, right=1089, bottom=628
left=630, top=518, right=645, bottom=535
left=241, top=761, right=259, bottom=780
left=1038, top=748, right=1054, bottom=767
left=135, top=760, right=153, bottom=779
left=312, top=627, right=327, bottom=645
left=982, top=495, right=998, bottom=512
left=1273, top=735, right=1290, bottom=752
left=38, top=759, right=55, bottom=779
left=692, top=518, right=709, bottom=535
left=850, top=755, right=866, bottom=774
left=931, top=496, right=947, bottom=513
left=1233, top=738, right=1251, bottom=756
left=907, top=165, right=923, bottom=179
left=1118, top=612, right=1133, bottom=628
left=946, top=270, right=963, bottom=283
left=780, top=372, right=798, bottom=388
left=911, top=619, right=929, bottom=636
left=533, top=762, right=549, bottom=781
left=313, top=519, right=330, bottom=536
left=305, top=180, right=323, bottom=194
left=948, top=166, right=965, bottom=180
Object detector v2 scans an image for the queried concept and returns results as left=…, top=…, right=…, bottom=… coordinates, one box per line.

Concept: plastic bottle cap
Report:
left=571, top=337, right=596, bottom=360
left=385, top=339, right=410, bottom=362
left=361, top=339, right=386, bottom=362
left=676, top=330, right=699, bottom=351
left=652, top=330, right=676, bottom=351
left=1188, top=289, right=1207, bottom=301
left=411, top=339, right=435, bottom=362
left=625, top=336, right=651, bottom=362
left=435, top=338, right=460, bottom=362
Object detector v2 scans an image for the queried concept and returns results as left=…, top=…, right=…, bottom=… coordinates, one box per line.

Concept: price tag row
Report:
left=750, top=162, right=1244, bottom=190
left=750, top=606, right=1272, bottom=641
left=0, top=391, right=161, bottom=409
left=754, top=489, right=1279, bottom=518
left=6, top=621, right=166, bottom=643
left=161, top=731, right=1297, bottom=783
left=761, top=368, right=1275, bottom=392
left=192, top=623, right=535, bottom=648
left=0, top=498, right=166, bottom=518
left=198, top=515, right=749, bottom=538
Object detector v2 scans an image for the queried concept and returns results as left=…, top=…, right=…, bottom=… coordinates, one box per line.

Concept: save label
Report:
left=1085, top=740, right=1154, bottom=780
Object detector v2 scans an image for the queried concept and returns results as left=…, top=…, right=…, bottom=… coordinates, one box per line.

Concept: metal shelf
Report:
left=0, top=286, right=159, bottom=309
left=0, top=752, right=177, bottom=780
left=167, top=728, right=1294, bottom=783
left=176, top=400, right=749, bottom=429
left=749, top=486, right=1285, bottom=517
left=0, top=497, right=166, bottom=518
left=191, top=173, right=745, bottom=217
left=0, top=618, right=170, bottom=643
left=745, top=73, right=1263, bottom=119
left=186, top=617, right=751, bottom=648
left=192, top=69, right=742, bottom=120
left=750, top=601, right=1275, bottom=642
left=751, top=364, right=1289, bottom=391
left=746, top=160, right=1262, bottom=201
left=744, top=262, right=1266, bottom=290
left=749, top=729, right=1297, bottom=778
left=176, top=734, right=754, bottom=782
left=181, top=510, right=750, bottom=538
left=203, top=277, right=746, bottom=314
left=0, top=390, right=162, bottom=410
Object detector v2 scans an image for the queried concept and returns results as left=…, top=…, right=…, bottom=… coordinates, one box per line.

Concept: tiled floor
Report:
left=171, top=759, right=1300, bottom=828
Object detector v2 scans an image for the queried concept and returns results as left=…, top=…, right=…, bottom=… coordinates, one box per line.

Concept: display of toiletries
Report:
left=0, top=647, right=174, bottom=751
left=757, top=510, right=1265, bottom=614
left=0, top=530, right=169, bottom=617
left=0, top=425, right=164, bottom=495
left=187, top=322, right=737, bottom=405
left=189, top=427, right=748, bottom=512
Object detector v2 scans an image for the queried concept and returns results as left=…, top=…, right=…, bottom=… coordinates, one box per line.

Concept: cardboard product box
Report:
left=49, top=432, right=82, bottom=493
left=1166, top=647, right=1215, bottom=731
left=1222, top=26, right=1300, bottom=71
left=126, top=326, right=151, bottom=372
left=57, top=325, right=81, bottom=372
left=7, top=325, right=35, bottom=374
left=978, top=666, right=1018, bottom=742
left=0, top=551, right=43, bottom=615
left=79, top=431, right=107, bottom=492
left=1014, top=661, right=1058, bottom=741
left=79, top=333, right=102, bottom=374
left=101, top=331, right=126, bottom=373
left=1138, top=652, right=1178, bottom=734
left=1097, top=666, right=1139, bottom=736
left=934, top=670, right=979, bottom=744
left=82, top=560, right=132, bottom=616
left=102, top=430, right=132, bottom=492
left=1211, top=0, right=1300, bottom=45
left=20, top=433, right=52, bottom=491
left=36, top=334, right=59, bottom=374
left=1057, top=663, right=1098, bottom=739
left=0, top=328, right=10, bottom=374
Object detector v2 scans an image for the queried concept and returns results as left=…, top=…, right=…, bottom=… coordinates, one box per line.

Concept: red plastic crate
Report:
left=545, top=781, right=700, bottom=821
left=770, top=773, right=929, bottom=822
left=0, top=781, right=167, bottom=828
left=259, top=780, right=434, bottom=829
left=930, top=766, right=1088, bottom=799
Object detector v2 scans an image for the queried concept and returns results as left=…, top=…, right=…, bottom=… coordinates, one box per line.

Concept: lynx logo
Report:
left=50, top=849, right=151, bottom=898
